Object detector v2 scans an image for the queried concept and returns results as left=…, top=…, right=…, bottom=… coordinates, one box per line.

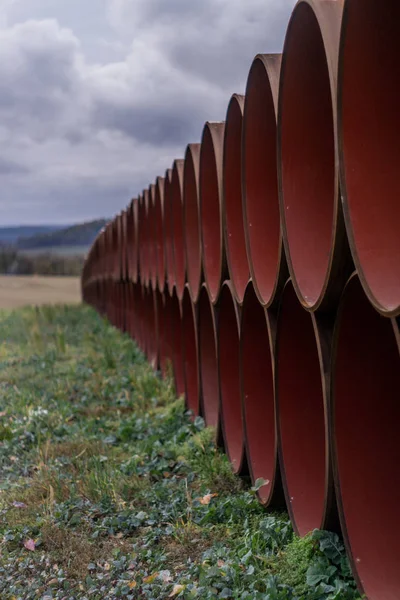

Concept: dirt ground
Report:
left=0, top=275, right=81, bottom=309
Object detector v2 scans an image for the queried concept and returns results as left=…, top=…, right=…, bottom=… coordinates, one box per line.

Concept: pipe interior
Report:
left=184, top=148, right=201, bottom=298
left=218, top=285, right=243, bottom=470
left=200, top=127, right=223, bottom=299
left=241, top=284, right=276, bottom=504
left=280, top=4, right=335, bottom=305
left=334, top=277, right=400, bottom=600
left=170, top=292, right=185, bottom=397
left=172, top=164, right=185, bottom=296
left=224, top=99, right=248, bottom=303
left=198, top=287, right=219, bottom=428
left=182, top=289, right=199, bottom=415
left=340, top=0, right=400, bottom=312
left=277, top=282, right=326, bottom=535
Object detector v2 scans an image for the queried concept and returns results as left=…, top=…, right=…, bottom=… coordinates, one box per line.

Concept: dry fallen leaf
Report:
left=169, top=584, right=185, bottom=597
left=143, top=573, right=158, bottom=584
left=197, top=493, right=218, bottom=505
left=24, top=539, right=35, bottom=552
left=129, top=581, right=137, bottom=589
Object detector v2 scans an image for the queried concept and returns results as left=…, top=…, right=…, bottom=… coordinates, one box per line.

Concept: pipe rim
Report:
left=163, top=169, right=175, bottom=296
left=182, top=284, right=200, bottom=416
left=154, top=176, right=166, bottom=292
left=171, top=159, right=186, bottom=300
left=198, top=283, right=220, bottom=431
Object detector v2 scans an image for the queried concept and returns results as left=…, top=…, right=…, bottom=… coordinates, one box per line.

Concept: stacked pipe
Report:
left=81, top=1, right=400, bottom=598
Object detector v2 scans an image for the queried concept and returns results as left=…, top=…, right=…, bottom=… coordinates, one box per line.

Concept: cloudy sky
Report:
left=0, top=0, right=296, bottom=225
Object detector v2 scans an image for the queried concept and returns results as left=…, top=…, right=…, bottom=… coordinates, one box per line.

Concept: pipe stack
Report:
left=82, top=1, right=400, bottom=598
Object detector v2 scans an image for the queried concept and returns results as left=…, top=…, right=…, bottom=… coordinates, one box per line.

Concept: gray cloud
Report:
left=0, top=0, right=296, bottom=224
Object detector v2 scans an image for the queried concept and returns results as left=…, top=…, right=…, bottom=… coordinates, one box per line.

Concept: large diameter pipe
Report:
left=278, top=0, right=351, bottom=311
left=143, top=188, right=152, bottom=288
left=169, top=289, right=185, bottom=398
left=171, top=159, right=186, bottom=300
left=218, top=281, right=246, bottom=474
left=332, top=274, right=400, bottom=600
left=137, top=194, right=146, bottom=285
left=163, top=169, right=175, bottom=295
left=154, top=177, right=166, bottom=292
left=182, top=285, right=200, bottom=416
left=200, top=122, right=227, bottom=305
left=156, top=287, right=169, bottom=377
left=127, top=198, right=139, bottom=284
left=276, top=279, right=336, bottom=536
left=240, top=281, right=280, bottom=505
left=198, top=284, right=220, bottom=430
left=223, top=95, right=249, bottom=305
left=338, top=0, right=400, bottom=317
left=183, top=143, right=202, bottom=303
left=149, top=184, right=157, bottom=291
left=242, top=54, right=286, bottom=308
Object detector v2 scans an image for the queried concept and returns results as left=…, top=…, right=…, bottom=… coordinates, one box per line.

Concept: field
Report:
left=0, top=275, right=81, bottom=308
left=0, top=304, right=361, bottom=599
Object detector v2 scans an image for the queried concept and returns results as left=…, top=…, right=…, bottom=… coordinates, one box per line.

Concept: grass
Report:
left=0, top=305, right=363, bottom=599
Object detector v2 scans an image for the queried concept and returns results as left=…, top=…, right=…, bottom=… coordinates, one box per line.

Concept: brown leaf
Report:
left=24, top=539, right=35, bottom=552
left=169, top=584, right=185, bottom=597
left=197, top=493, right=218, bottom=505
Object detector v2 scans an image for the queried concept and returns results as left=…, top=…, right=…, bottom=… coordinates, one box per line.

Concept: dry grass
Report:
left=0, top=275, right=81, bottom=308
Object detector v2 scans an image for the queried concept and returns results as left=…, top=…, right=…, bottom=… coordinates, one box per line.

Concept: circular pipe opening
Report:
left=170, top=290, right=185, bottom=398
left=182, top=286, right=200, bottom=416
left=278, top=4, right=335, bottom=307
left=164, top=169, right=175, bottom=294
left=223, top=95, right=249, bottom=305
left=154, top=178, right=165, bottom=292
left=200, top=122, right=225, bottom=303
left=218, top=282, right=244, bottom=473
left=198, top=285, right=219, bottom=429
left=241, top=282, right=276, bottom=505
left=149, top=184, right=157, bottom=290
left=339, top=0, right=400, bottom=315
left=276, top=280, right=327, bottom=535
left=171, top=159, right=185, bottom=300
left=333, top=275, right=400, bottom=600
left=183, top=143, right=202, bottom=302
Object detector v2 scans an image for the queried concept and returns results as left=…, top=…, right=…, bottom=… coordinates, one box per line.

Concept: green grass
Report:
left=0, top=305, right=362, bottom=599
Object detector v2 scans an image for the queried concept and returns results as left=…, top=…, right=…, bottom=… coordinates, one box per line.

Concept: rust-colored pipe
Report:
left=242, top=55, right=286, bottom=308
left=240, top=281, right=280, bottom=506
left=169, top=289, right=185, bottom=398
left=198, top=283, right=220, bottom=429
left=155, top=288, right=168, bottom=376
left=137, top=195, right=146, bottom=285
left=278, top=0, right=350, bottom=311
left=171, top=159, right=186, bottom=300
left=218, top=281, right=245, bottom=474
left=154, top=176, right=166, bottom=292
left=163, top=169, right=175, bottom=294
left=331, top=274, right=400, bottom=600
left=200, top=122, right=227, bottom=305
left=338, top=0, right=400, bottom=317
left=223, top=95, right=249, bottom=305
left=131, top=198, right=139, bottom=284
left=143, top=188, right=152, bottom=288
left=181, top=285, right=200, bottom=416
left=149, top=184, right=157, bottom=291
left=275, top=279, right=336, bottom=536
left=183, top=143, right=202, bottom=303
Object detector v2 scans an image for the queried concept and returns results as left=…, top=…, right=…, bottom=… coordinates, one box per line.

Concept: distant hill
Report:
left=17, top=219, right=108, bottom=250
left=0, top=226, right=63, bottom=245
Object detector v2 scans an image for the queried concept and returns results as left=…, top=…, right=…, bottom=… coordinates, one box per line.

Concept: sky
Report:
left=0, top=0, right=296, bottom=225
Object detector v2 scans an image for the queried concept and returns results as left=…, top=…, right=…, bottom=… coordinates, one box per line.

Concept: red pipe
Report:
left=200, top=122, right=226, bottom=304
left=218, top=281, right=245, bottom=474
left=155, top=288, right=168, bottom=376
left=171, top=159, right=186, bottom=300
left=278, top=0, right=350, bottom=311
left=198, top=284, right=220, bottom=430
left=130, top=198, right=139, bottom=284
left=240, top=281, right=280, bottom=506
left=276, top=279, right=336, bottom=535
left=163, top=169, right=175, bottom=294
left=223, top=95, right=249, bottom=305
left=149, top=184, right=157, bottom=291
left=169, top=289, right=185, bottom=398
left=183, top=143, right=202, bottom=303
left=181, top=285, right=200, bottom=416
left=338, top=0, right=400, bottom=317
left=143, top=188, right=151, bottom=287
left=154, top=176, right=166, bottom=292
left=137, top=195, right=145, bottom=285
left=332, top=274, right=400, bottom=600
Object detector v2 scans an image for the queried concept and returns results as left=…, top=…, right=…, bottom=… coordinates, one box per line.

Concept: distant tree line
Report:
left=0, top=246, right=83, bottom=276
left=17, top=219, right=108, bottom=249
